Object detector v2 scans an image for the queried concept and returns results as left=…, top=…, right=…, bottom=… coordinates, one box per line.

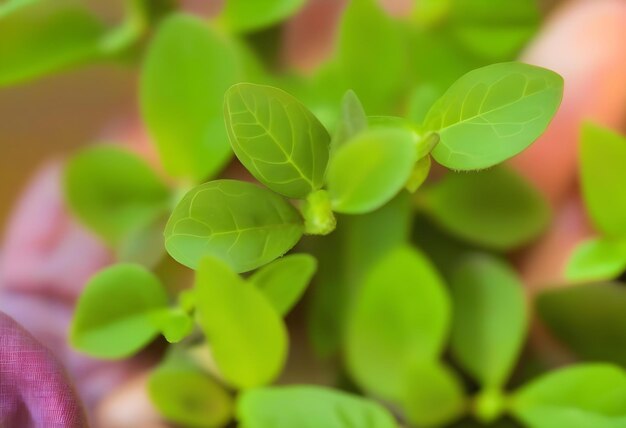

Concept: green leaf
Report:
left=345, top=246, right=450, bottom=400
left=424, top=62, right=563, bottom=170
left=117, top=214, right=168, bottom=268
left=566, top=237, right=626, bottom=282
left=141, top=13, right=243, bottom=181
left=195, top=257, right=288, bottom=389
left=0, top=0, right=40, bottom=19
left=237, top=385, right=398, bottom=428
left=0, top=5, right=105, bottom=86
left=327, top=128, right=417, bottom=214
left=402, top=361, right=466, bottom=427
left=152, top=308, right=194, bottom=343
left=165, top=180, right=303, bottom=273
left=511, top=364, right=626, bottom=428
left=149, top=360, right=233, bottom=427
left=224, top=83, right=330, bottom=199
left=70, top=264, right=168, bottom=359
left=333, top=0, right=409, bottom=113
left=64, top=145, right=170, bottom=246
left=580, top=123, right=626, bottom=237
left=418, top=166, right=550, bottom=250
left=220, top=0, right=306, bottom=33
left=332, top=90, right=368, bottom=151
left=537, top=283, right=626, bottom=367
left=249, top=253, right=317, bottom=316
left=406, top=156, right=431, bottom=193
left=449, top=255, right=527, bottom=388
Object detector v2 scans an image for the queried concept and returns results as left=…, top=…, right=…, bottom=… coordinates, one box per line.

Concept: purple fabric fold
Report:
left=0, top=311, right=87, bottom=427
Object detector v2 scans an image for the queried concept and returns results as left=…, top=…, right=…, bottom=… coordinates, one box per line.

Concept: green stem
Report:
left=300, top=190, right=337, bottom=236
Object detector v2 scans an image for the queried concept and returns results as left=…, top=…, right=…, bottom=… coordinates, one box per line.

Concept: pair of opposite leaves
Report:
left=165, top=61, right=563, bottom=274
left=345, top=246, right=626, bottom=428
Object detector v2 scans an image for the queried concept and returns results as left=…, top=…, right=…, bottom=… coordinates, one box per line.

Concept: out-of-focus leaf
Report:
left=70, top=264, right=168, bottom=359
left=64, top=145, right=170, bottom=246
left=418, top=166, right=550, bottom=250
left=237, top=385, right=398, bottom=428
left=424, top=62, right=563, bottom=170
left=511, top=364, right=626, bottom=428
left=195, top=257, right=287, bottom=389
left=407, top=84, right=441, bottom=124
left=149, top=359, right=233, bottom=427
left=327, top=128, right=417, bottom=214
left=141, top=14, right=243, bottom=181
left=117, top=213, right=168, bottom=268
left=537, top=283, right=626, bottom=367
left=565, top=237, right=626, bottom=282
left=165, top=180, right=303, bottom=272
left=450, top=255, right=527, bottom=387
left=152, top=308, right=194, bottom=343
left=224, top=83, right=330, bottom=199
left=0, top=5, right=104, bottom=86
left=220, top=0, right=306, bottom=33
left=0, top=0, right=40, bottom=19
left=332, top=90, right=368, bottom=151
left=580, top=123, right=626, bottom=237
left=345, top=246, right=450, bottom=400
left=402, top=361, right=466, bottom=427
left=406, top=156, right=431, bottom=193
left=249, top=253, right=317, bottom=316
left=332, top=0, right=409, bottom=113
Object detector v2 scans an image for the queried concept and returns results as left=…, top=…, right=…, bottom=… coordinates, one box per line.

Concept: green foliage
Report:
left=64, top=145, right=170, bottom=246
left=195, top=257, right=288, bottom=389
left=141, top=13, right=243, bottom=181
left=345, top=246, right=450, bottom=400
left=237, top=385, right=398, bottom=428
left=148, top=359, right=233, bottom=427
left=566, top=238, right=626, bottom=282
left=511, top=364, right=626, bottom=428
left=224, top=83, right=330, bottom=199
left=537, top=283, right=626, bottom=367
left=0, top=0, right=41, bottom=19
left=449, top=255, right=527, bottom=388
left=327, top=128, right=417, bottom=214
left=580, top=123, right=626, bottom=237
left=220, top=0, right=307, bottom=33
left=424, top=62, right=563, bottom=170
left=418, top=166, right=550, bottom=250
left=249, top=253, right=317, bottom=316
left=70, top=264, right=168, bottom=359
left=402, top=361, right=466, bottom=427
left=152, top=308, right=194, bottom=343
left=332, top=90, right=368, bottom=151
left=0, top=4, right=105, bottom=86
left=165, top=180, right=303, bottom=272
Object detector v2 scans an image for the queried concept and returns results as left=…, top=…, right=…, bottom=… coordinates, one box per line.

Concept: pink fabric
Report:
left=0, top=311, right=87, bottom=427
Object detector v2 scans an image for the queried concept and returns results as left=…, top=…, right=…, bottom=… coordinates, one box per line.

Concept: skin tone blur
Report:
left=1, top=0, right=625, bottom=426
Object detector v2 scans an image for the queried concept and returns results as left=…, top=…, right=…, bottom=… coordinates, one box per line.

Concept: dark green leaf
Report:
left=165, top=180, right=303, bottom=272
left=418, top=166, right=550, bottom=250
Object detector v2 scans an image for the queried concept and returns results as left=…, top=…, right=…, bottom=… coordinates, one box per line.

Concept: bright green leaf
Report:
left=195, top=257, right=288, bottom=389
left=537, top=283, right=626, bottom=367
left=406, top=156, right=431, bottom=193
left=580, top=123, right=626, bottom=237
left=220, top=0, right=306, bottom=33
left=511, top=364, right=626, bottom=428
left=249, top=253, right=317, bottom=316
left=237, top=385, right=398, bottom=428
left=70, top=264, right=168, bottom=359
left=418, top=166, right=550, bottom=250
left=165, top=180, right=303, bottom=272
left=0, top=0, right=40, bottom=19
left=141, top=14, right=243, bottom=181
left=450, top=255, right=527, bottom=388
left=0, top=5, right=104, bottom=86
left=566, top=237, right=626, bottom=282
left=424, top=62, right=563, bottom=170
left=332, top=90, right=368, bottom=151
left=64, top=145, right=170, bottom=246
left=345, top=246, right=450, bottom=400
left=117, top=214, right=168, bottom=268
left=224, top=83, right=330, bottom=199
left=402, top=361, right=465, bottom=427
left=149, top=360, right=233, bottom=427
left=152, top=308, right=194, bottom=343
left=327, top=128, right=417, bottom=214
